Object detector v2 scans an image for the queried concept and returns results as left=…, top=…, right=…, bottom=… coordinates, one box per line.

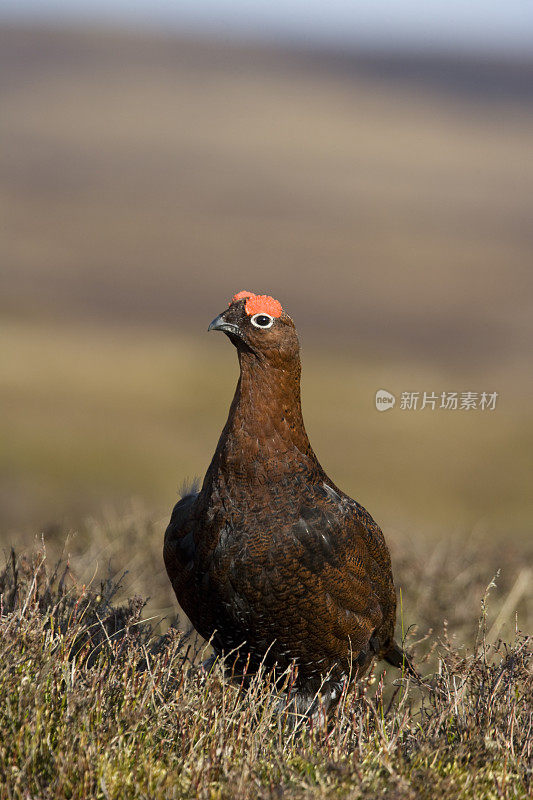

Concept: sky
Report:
left=2, top=0, right=533, bottom=55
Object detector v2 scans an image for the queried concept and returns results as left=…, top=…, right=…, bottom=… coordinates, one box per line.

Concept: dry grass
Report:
left=0, top=539, right=531, bottom=799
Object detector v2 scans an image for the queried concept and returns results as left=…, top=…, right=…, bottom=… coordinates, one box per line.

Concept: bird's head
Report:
left=208, top=290, right=299, bottom=364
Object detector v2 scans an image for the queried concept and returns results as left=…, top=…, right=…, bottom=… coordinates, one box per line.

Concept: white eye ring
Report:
left=250, top=313, right=274, bottom=329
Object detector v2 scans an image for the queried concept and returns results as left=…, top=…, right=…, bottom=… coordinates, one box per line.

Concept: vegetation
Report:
left=0, top=526, right=530, bottom=799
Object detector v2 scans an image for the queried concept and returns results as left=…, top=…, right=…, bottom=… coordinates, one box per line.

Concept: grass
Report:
left=0, top=537, right=531, bottom=799
left=1, top=316, right=531, bottom=797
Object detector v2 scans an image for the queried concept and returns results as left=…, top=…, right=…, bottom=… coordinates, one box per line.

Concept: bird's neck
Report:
left=206, top=350, right=320, bottom=486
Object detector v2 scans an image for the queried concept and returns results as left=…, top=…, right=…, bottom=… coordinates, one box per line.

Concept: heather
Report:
left=1, top=525, right=530, bottom=800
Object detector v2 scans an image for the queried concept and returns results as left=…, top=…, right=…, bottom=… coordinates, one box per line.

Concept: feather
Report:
left=164, top=293, right=408, bottom=715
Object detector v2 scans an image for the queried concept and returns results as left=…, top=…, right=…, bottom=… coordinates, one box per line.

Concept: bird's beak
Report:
left=208, top=313, right=240, bottom=335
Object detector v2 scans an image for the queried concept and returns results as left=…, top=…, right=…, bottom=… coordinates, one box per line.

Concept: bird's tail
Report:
left=383, top=640, right=422, bottom=683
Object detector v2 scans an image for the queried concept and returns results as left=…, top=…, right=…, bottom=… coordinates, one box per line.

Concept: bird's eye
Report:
left=250, top=313, right=274, bottom=329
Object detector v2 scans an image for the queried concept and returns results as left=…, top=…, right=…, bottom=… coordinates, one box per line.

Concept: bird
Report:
left=164, top=290, right=411, bottom=717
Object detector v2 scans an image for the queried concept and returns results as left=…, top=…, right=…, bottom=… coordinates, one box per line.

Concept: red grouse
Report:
left=164, top=291, right=408, bottom=714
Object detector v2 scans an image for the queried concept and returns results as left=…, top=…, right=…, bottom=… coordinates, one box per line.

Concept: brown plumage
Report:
left=164, top=291, right=409, bottom=715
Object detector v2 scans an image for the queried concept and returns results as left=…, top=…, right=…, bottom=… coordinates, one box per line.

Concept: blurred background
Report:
left=1, top=2, right=532, bottom=634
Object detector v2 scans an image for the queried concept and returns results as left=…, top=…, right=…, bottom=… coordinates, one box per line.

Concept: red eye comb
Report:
left=244, top=295, right=283, bottom=318
left=230, top=291, right=283, bottom=318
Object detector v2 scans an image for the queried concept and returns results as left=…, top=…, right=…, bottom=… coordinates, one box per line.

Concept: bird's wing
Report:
left=287, top=502, right=394, bottom=654
left=224, top=497, right=396, bottom=675
left=163, top=488, right=199, bottom=590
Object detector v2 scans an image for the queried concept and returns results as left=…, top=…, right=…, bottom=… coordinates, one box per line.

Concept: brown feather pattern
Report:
left=164, top=295, right=402, bottom=711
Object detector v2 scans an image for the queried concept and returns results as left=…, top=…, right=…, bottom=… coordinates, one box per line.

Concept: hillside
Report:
left=2, top=24, right=533, bottom=364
